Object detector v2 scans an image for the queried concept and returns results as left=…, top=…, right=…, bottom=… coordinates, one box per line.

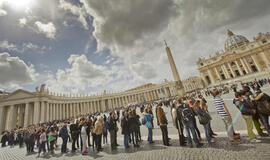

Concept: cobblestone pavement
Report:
left=1, top=134, right=270, bottom=160
left=1, top=85, right=270, bottom=159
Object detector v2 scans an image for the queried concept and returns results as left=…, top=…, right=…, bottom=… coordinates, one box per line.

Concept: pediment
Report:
left=4, top=89, right=35, bottom=100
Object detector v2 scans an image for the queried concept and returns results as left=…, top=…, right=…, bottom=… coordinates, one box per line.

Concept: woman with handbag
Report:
left=194, top=100, right=213, bottom=144
left=144, top=108, right=154, bottom=143
left=198, top=95, right=217, bottom=137
left=250, top=87, right=270, bottom=135
left=234, top=91, right=261, bottom=143
left=48, top=127, right=57, bottom=155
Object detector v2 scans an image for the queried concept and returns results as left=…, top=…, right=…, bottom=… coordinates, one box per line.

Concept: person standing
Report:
left=86, top=118, right=92, bottom=147
left=70, top=120, right=78, bottom=152
left=198, top=95, right=217, bottom=137
left=233, top=91, right=261, bottom=143
left=172, top=99, right=186, bottom=146
left=59, top=123, right=69, bottom=153
left=213, top=89, right=239, bottom=144
left=48, top=127, right=57, bottom=155
left=194, top=100, right=214, bottom=145
left=250, top=87, right=270, bottom=135
left=94, top=116, right=104, bottom=152
left=144, top=108, right=154, bottom=143
left=103, top=115, right=108, bottom=144
left=180, top=98, right=202, bottom=148
left=108, top=112, right=118, bottom=149
left=156, top=102, right=170, bottom=146
left=38, top=129, right=47, bottom=157
left=81, top=123, right=88, bottom=155
left=121, top=111, right=130, bottom=148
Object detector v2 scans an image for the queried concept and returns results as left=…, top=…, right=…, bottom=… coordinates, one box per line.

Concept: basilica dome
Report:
left=224, top=30, right=249, bottom=51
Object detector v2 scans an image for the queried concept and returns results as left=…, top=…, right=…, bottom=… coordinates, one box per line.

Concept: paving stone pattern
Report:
left=1, top=85, right=270, bottom=160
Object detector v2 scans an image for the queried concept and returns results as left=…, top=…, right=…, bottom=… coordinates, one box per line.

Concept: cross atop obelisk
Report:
left=164, top=40, right=185, bottom=97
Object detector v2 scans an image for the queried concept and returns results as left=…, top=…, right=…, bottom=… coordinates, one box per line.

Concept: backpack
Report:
left=105, top=120, right=110, bottom=130
left=141, top=117, right=146, bottom=125
left=196, top=108, right=211, bottom=125
left=181, top=107, right=194, bottom=122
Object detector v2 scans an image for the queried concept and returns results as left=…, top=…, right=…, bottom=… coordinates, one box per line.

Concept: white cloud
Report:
left=19, top=17, right=27, bottom=27
left=35, top=21, right=56, bottom=39
left=46, top=54, right=110, bottom=93
left=59, top=0, right=89, bottom=30
left=0, top=40, right=18, bottom=52
left=79, top=0, right=270, bottom=87
left=0, top=8, right=7, bottom=16
left=0, top=40, right=51, bottom=54
left=22, top=42, right=39, bottom=50
left=0, top=52, right=37, bottom=89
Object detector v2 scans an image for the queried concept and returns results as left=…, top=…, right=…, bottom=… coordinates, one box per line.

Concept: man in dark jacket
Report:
left=175, top=98, right=186, bottom=146
left=108, top=112, right=118, bottom=149
left=121, top=111, right=130, bottom=148
left=59, top=123, right=69, bottom=153
left=69, top=120, right=78, bottom=152
left=86, top=118, right=92, bottom=147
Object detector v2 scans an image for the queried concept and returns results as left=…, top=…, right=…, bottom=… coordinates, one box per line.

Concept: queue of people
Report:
left=1, top=78, right=270, bottom=157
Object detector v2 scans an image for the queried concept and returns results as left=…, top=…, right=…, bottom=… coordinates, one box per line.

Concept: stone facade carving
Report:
left=197, top=30, right=270, bottom=87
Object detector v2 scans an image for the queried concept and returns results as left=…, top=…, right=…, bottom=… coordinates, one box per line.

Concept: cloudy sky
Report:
left=0, top=0, right=270, bottom=94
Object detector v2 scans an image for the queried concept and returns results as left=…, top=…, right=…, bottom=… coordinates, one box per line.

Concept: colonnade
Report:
left=0, top=87, right=173, bottom=133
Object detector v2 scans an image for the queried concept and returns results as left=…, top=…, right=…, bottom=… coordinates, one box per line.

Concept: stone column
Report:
left=8, top=105, right=17, bottom=130
left=262, top=50, right=270, bottom=67
left=240, top=58, right=249, bottom=74
left=45, top=102, right=49, bottom=122
left=40, top=101, right=45, bottom=123
left=33, top=101, right=40, bottom=124
left=235, top=60, right=243, bottom=76
left=251, top=54, right=262, bottom=72
left=67, top=103, right=69, bottom=118
left=70, top=103, right=74, bottom=118
left=86, top=102, right=89, bottom=114
left=59, top=103, right=62, bottom=120
left=0, top=106, right=5, bottom=134
left=66, top=103, right=70, bottom=119
left=91, top=101, right=95, bottom=114
left=71, top=102, right=76, bottom=118
left=53, top=103, right=56, bottom=121
left=112, top=98, right=115, bottom=110
left=77, top=102, right=80, bottom=116
left=24, top=103, right=29, bottom=127
left=214, top=67, right=221, bottom=80
left=228, top=62, right=236, bottom=77
left=207, top=69, right=215, bottom=84
left=221, top=64, right=230, bottom=79
left=88, top=102, right=91, bottom=114
left=49, top=103, right=52, bottom=122
left=55, top=103, right=59, bottom=120
left=63, top=103, right=66, bottom=120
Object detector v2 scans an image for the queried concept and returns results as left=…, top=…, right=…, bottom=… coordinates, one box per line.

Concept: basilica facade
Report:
left=197, top=30, right=270, bottom=87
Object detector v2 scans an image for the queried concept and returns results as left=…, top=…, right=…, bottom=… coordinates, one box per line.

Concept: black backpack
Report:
left=181, top=106, right=193, bottom=123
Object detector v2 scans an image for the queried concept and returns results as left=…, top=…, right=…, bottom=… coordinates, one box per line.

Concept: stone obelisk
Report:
left=164, top=40, right=185, bottom=97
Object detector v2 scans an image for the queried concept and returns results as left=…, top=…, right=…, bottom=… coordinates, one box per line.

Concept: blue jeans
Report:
left=148, top=128, right=153, bottom=142
left=203, top=123, right=212, bottom=143
left=61, top=137, right=68, bottom=153
left=124, top=134, right=129, bottom=147
left=260, top=114, right=270, bottom=135
left=183, top=121, right=199, bottom=146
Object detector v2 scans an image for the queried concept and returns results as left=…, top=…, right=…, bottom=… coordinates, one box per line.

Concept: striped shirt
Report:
left=213, top=96, right=228, bottom=117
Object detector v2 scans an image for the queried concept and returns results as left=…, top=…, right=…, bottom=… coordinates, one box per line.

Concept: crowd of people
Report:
left=1, top=78, right=270, bottom=157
